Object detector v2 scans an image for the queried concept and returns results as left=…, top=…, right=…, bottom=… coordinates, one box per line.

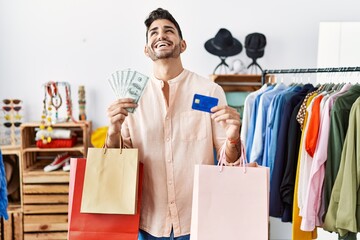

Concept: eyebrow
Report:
left=149, top=25, right=176, bottom=33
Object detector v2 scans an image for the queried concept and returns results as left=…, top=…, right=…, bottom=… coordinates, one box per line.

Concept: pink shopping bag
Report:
left=190, top=143, right=269, bottom=240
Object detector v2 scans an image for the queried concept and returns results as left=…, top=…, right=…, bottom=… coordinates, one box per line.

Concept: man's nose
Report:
left=158, top=31, right=167, bottom=40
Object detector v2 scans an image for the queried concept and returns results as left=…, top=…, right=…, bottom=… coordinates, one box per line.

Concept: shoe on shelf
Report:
left=62, top=159, right=71, bottom=172
left=44, top=152, right=71, bottom=172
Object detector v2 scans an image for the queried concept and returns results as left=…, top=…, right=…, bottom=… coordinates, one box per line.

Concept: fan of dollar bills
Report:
left=108, top=68, right=149, bottom=113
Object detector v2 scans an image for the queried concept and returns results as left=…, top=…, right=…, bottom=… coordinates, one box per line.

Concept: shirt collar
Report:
left=151, top=69, right=187, bottom=86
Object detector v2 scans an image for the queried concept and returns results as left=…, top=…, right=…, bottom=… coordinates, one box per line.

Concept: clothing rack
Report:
left=261, top=66, right=360, bottom=85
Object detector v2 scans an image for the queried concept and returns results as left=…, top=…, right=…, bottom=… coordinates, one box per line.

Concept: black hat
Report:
left=245, top=32, right=266, bottom=59
left=205, top=28, right=243, bottom=57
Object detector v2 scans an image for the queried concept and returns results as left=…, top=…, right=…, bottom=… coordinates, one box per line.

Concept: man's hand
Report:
left=210, top=105, right=241, bottom=141
left=211, top=105, right=241, bottom=163
left=106, top=98, right=137, bottom=147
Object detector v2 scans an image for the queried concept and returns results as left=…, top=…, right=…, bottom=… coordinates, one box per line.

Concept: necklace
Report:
left=47, top=82, right=62, bottom=121
left=39, top=81, right=78, bottom=144
left=40, top=82, right=55, bottom=144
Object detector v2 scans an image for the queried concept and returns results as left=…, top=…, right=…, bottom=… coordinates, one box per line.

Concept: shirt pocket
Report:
left=180, top=111, right=207, bottom=141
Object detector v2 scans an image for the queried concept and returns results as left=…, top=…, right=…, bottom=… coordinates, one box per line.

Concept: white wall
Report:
left=2, top=0, right=360, bottom=129
left=1, top=1, right=360, bottom=239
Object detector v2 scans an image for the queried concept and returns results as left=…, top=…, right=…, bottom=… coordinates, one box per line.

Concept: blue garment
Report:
left=139, top=229, right=190, bottom=240
left=245, top=85, right=274, bottom=160
left=265, top=86, right=301, bottom=179
left=269, top=84, right=314, bottom=219
left=250, top=83, right=287, bottom=164
left=0, top=150, right=9, bottom=220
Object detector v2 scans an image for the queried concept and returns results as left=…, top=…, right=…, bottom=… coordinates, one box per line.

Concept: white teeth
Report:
left=156, top=42, right=169, bottom=48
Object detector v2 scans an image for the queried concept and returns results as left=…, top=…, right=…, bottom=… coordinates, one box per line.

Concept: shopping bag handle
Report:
left=218, top=140, right=247, bottom=173
left=103, top=133, right=123, bottom=155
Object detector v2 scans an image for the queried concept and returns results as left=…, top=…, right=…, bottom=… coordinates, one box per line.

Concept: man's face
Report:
left=145, top=19, right=185, bottom=61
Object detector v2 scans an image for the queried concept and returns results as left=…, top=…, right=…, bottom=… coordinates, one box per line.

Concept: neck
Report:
left=153, top=58, right=184, bottom=81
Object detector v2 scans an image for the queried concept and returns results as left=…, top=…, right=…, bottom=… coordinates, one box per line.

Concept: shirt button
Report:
left=166, top=138, right=170, bottom=141
left=167, top=159, right=171, bottom=163
left=169, top=181, right=172, bottom=185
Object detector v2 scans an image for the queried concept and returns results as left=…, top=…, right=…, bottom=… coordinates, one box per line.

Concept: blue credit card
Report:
left=191, top=94, right=219, bottom=113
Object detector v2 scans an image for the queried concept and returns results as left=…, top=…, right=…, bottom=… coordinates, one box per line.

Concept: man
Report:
left=106, top=8, right=241, bottom=240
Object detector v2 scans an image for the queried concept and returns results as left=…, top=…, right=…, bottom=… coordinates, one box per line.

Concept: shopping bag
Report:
left=190, top=142, right=269, bottom=240
left=68, top=158, right=143, bottom=240
left=81, top=147, right=139, bottom=214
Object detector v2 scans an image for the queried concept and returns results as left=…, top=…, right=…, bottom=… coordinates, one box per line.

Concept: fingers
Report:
left=211, top=105, right=240, bottom=123
left=107, top=98, right=138, bottom=127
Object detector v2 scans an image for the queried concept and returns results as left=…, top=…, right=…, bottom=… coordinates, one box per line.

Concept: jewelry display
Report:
left=39, top=81, right=77, bottom=144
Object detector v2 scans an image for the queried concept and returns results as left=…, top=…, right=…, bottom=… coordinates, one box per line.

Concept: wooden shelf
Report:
left=1, top=145, right=22, bottom=155
left=211, top=74, right=273, bottom=92
left=20, top=121, right=91, bottom=239
left=20, top=121, right=90, bottom=128
left=22, top=144, right=85, bottom=154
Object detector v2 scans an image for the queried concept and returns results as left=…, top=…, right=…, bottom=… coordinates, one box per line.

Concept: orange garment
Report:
left=305, top=94, right=324, bottom=157
left=292, top=95, right=318, bottom=240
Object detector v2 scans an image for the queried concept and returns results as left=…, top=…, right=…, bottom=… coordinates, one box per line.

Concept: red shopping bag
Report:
left=67, top=158, right=143, bottom=240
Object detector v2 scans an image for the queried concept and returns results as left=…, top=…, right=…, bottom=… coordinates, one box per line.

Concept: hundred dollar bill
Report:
left=121, top=68, right=133, bottom=97
left=124, top=71, right=149, bottom=113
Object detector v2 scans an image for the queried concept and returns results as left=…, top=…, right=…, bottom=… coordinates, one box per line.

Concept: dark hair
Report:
left=144, top=8, right=183, bottom=42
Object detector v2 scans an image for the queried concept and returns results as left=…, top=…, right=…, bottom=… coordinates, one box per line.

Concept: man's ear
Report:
left=180, top=40, right=187, bottom=53
left=144, top=45, right=150, bottom=57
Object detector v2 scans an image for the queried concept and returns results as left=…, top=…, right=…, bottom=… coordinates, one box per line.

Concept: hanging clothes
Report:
left=264, top=86, right=299, bottom=178
left=292, top=93, right=318, bottom=240
left=323, top=97, right=360, bottom=239
left=250, top=83, right=287, bottom=165
left=240, top=84, right=268, bottom=143
left=301, top=83, right=352, bottom=231
left=298, top=92, right=323, bottom=217
left=269, top=84, right=315, bottom=219
left=0, top=150, right=9, bottom=220
left=279, top=100, right=304, bottom=222
left=245, top=85, right=274, bottom=161
left=323, top=85, right=360, bottom=215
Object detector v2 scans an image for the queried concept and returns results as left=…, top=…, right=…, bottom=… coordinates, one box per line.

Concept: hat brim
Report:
left=246, top=49, right=265, bottom=59
left=204, top=38, right=243, bottom=57
left=4, top=157, right=20, bottom=195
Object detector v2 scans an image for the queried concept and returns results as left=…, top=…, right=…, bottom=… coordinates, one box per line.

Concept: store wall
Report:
left=1, top=1, right=360, bottom=239
left=1, top=0, right=360, bottom=129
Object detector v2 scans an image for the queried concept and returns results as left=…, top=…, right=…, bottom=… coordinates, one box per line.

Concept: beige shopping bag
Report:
left=81, top=146, right=139, bottom=215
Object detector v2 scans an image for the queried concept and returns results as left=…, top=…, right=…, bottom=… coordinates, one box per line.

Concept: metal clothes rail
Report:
left=261, top=66, right=360, bottom=85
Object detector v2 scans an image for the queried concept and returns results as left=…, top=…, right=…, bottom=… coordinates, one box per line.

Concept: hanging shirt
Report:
left=296, top=89, right=319, bottom=129
left=269, top=84, right=314, bottom=218
left=250, top=83, right=287, bottom=164
left=304, top=94, right=324, bottom=157
left=300, top=83, right=352, bottom=231
left=297, top=93, right=319, bottom=217
left=323, top=97, right=360, bottom=238
left=279, top=101, right=303, bottom=222
left=245, top=85, right=274, bottom=160
left=121, top=69, right=227, bottom=238
left=323, top=85, right=360, bottom=216
left=240, top=84, right=268, bottom=143
left=292, top=95, right=318, bottom=240
left=265, top=85, right=300, bottom=180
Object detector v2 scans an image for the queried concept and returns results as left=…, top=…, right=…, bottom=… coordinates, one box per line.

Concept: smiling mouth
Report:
left=155, top=41, right=171, bottom=49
